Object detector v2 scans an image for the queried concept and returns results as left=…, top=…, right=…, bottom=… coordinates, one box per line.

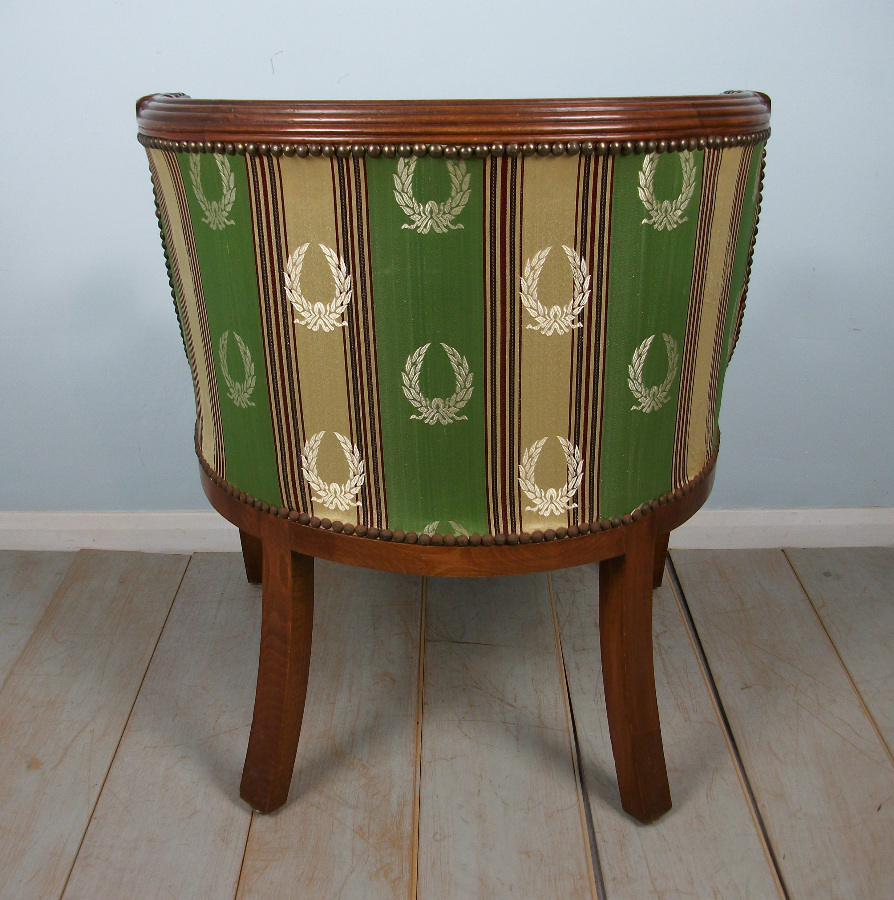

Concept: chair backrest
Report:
left=138, top=93, right=768, bottom=540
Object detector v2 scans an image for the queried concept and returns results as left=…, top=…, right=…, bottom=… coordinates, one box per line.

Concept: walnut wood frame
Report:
left=139, top=91, right=768, bottom=824
left=137, top=92, right=770, bottom=150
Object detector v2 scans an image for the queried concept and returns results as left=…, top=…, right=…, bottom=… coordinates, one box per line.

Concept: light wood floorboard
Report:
left=1, top=548, right=892, bottom=898
left=785, top=547, right=894, bottom=760
left=62, top=553, right=258, bottom=899
left=237, top=563, right=423, bottom=900
left=419, top=574, right=596, bottom=900
left=672, top=548, right=894, bottom=899
left=550, top=563, right=783, bottom=899
left=0, top=550, right=75, bottom=690
left=0, top=551, right=187, bottom=900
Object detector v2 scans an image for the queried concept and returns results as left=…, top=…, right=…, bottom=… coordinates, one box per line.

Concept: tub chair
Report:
left=136, top=92, right=769, bottom=824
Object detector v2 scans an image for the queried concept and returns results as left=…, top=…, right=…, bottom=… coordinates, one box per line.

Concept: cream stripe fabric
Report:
left=278, top=157, right=356, bottom=520
left=685, top=146, right=745, bottom=478
left=148, top=148, right=221, bottom=472
left=519, top=155, right=580, bottom=533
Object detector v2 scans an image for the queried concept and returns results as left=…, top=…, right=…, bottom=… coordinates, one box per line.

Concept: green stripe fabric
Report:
left=176, top=152, right=283, bottom=508
left=597, top=151, right=705, bottom=519
left=364, top=157, right=488, bottom=536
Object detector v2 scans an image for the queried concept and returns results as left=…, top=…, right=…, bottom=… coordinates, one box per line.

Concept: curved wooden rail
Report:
left=200, top=461, right=715, bottom=578
left=137, top=92, right=770, bottom=145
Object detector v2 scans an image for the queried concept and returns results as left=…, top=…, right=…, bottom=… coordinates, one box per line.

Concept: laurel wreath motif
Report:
left=517, top=436, right=584, bottom=517
left=218, top=331, right=256, bottom=408
left=284, top=243, right=353, bottom=332
left=520, top=245, right=592, bottom=336
left=392, top=158, right=471, bottom=234
left=628, top=333, right=679, bottom=413
left=422, top=521, right=469, bottom=537
left=639, top=151, right=697, bottom=231
left=300, top=431, right=366, bottom=511
left=402, top=342, right=474, bottom=425
left=189, top=154, right=236, bottom=230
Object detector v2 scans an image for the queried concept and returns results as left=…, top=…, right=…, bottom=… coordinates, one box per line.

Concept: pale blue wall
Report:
left=1, top=0, right=891, bottom=510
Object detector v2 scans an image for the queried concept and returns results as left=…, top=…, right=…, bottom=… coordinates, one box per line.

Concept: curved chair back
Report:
left=138, top=93, right=769, bottom=824
left=139, top=94, right=767, bottom=543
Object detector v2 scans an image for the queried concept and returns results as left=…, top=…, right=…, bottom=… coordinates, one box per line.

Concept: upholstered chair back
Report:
left=138, top=93, right=769, bottom=824
left=143, top=98, right=765, bottom=544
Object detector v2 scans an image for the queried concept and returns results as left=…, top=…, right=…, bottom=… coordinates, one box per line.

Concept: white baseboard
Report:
left=0, top=508, right=892, bottom=553
left=0, top=512, right=242, bottom=553
left=668, top=507, right=894, bottom=549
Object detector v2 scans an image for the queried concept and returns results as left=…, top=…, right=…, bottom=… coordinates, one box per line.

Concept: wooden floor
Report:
left=0, top=547, right=892, bottom=899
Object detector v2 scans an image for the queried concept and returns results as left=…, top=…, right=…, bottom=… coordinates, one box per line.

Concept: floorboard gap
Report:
left=59, top=550, right=190, bottom=899
left=409, top=576, right=427, bottom=900
left=781, top=549, right=894, bottom=766
left=234, top=810, right=255, bottom=897
left=547, top=573, right=607, bottom=900
left=665, top=555, right=790, bottom=900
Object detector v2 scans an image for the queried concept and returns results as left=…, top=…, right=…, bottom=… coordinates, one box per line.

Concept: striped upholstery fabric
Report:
left=148, top=144, right=763, bottom=538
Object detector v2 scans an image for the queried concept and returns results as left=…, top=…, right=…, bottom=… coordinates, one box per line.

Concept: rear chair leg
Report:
left=240, top=515, right=314, bottom=814
left=599, top=519, right=672, bottom=824
left=240, top=529, right=263, bottom=584
left=652, top=531, right=670, bottom=589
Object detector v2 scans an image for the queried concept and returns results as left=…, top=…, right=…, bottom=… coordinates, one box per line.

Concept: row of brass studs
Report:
left=138, top=129, right=770, bottom=159
left=728, top=146, right=768, bottom=361
left=197, top=445, right=717, bottom=547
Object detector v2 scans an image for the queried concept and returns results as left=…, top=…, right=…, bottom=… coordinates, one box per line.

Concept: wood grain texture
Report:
left=672, top=549, right=894, bottom=899
left=237, top=562, right=422, bottom=900
left=136, top=92, right=771, bottom=144
left=0, top=551, right=74, bottom=690
left=0, top=551, right=187, bottom=900
left=420, top=574, right=596, bottom=900
left=550, top=563, right=783, bottom=899
left=598, top=521, right=670, bottom=823
left=62, top=553, right=259, bottom=900
left=785, top=547, right=894, bottom=759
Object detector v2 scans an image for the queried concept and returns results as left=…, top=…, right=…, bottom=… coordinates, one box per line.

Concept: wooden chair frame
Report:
left=201, top=453, right=715, bottom=823
left=137, top=92, right=769, bottom=824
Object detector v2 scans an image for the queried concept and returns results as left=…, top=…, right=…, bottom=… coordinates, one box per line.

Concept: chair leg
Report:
left=652, top=531, right=670, bottom=589
left=240, top=515, right=314, bottom=814
left=239, top=529, right=263, bottom=584
left=599, top=521, right=672, bottom=824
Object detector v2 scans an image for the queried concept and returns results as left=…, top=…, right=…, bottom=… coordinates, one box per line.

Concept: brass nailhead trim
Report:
left=138, top=129, right=770, bottom=158
left=195, top=435, right=718, bottom=548
left=729, top=146, right=767, bottom=361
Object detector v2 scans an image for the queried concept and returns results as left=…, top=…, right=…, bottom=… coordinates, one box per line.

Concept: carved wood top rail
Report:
left=137, top=92, right=771, bottom=148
